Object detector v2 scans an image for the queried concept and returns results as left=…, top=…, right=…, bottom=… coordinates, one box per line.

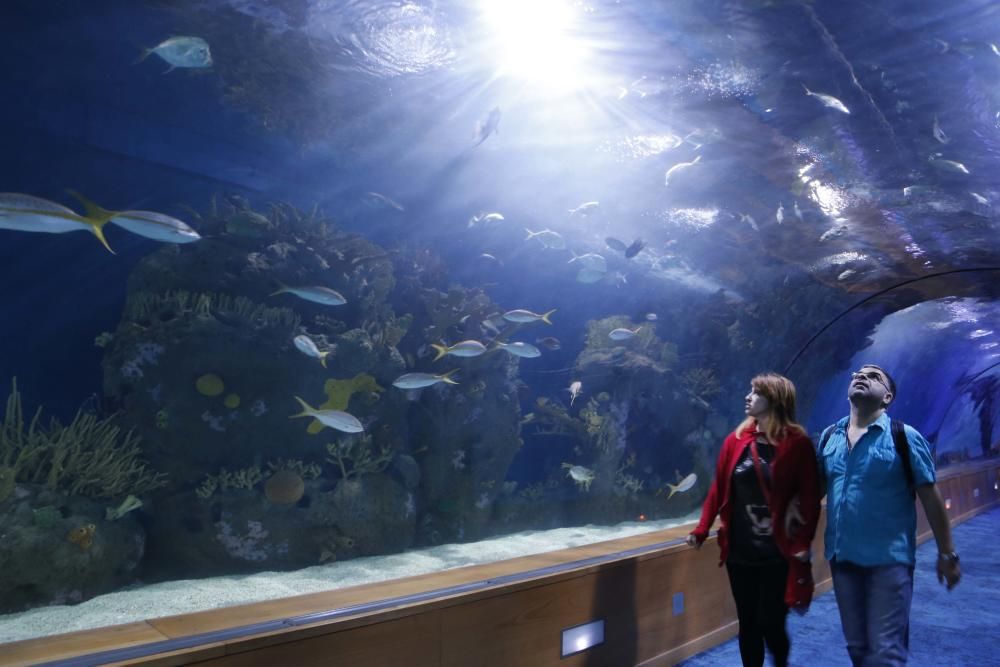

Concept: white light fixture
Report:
left=945, top=498, right=952, bottom=510
left=561, top=619, right=605, bottom=658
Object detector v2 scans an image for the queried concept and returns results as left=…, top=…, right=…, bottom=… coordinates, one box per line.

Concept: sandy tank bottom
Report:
left=0, top=512, right=698, bottom=643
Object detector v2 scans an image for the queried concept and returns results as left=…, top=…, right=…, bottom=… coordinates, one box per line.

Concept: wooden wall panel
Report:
left=2, top=461, right=997, bottom=667
left=187, top=612, right=441, bottom=667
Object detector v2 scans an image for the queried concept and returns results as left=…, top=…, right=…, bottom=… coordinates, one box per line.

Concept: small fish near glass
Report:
left=136, top=36, right=213, bottom=74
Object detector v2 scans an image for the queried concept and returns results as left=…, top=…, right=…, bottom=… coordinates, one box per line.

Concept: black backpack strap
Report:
left=891, top=418, right=915, bottom=493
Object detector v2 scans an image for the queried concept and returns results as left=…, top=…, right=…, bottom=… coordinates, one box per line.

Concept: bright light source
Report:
left=480, top=0, right=590, bottom=90
left=561, top=619, right=605, bottom=657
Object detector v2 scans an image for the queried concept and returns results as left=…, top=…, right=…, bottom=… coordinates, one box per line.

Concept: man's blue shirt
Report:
left=820, top=412, right=936, bottom=566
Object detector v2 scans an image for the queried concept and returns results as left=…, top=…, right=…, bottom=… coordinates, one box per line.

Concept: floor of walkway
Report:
left=678, top=506, right=1000, bottom=666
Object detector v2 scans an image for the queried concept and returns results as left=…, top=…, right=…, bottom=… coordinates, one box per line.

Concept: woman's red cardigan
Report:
left=690, top=426, right=821, bottom=565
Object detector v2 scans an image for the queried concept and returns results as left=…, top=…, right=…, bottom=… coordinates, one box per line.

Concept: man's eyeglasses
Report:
left=851, top=370, right=889, bottom=391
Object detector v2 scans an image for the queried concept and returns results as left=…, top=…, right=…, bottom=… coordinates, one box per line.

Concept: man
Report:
left=816, top=364, right=961, bottom=666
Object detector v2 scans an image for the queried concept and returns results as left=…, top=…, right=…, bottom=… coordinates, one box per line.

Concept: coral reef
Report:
left=105, top=494, right=143, bottom=521
left=124, top=291, right=300, bottom=332
left=325, top=435, right=393, bottom=480
left=195, top=373, right=225, bottom=397
left=196, top=465, right=265, bottom=499
left=0, top=379, right=167, bottom=499
left=680, top=368, right=722, bottom=403
left=264, top=470, right=305, bottom=505
left=0, top=484, right=146, bottom=613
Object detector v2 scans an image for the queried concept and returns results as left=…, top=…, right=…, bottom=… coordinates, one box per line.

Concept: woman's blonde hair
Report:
left=736, top=373, right=806, bottom=444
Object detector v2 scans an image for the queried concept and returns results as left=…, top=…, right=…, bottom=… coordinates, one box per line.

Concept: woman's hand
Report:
left=686, top=534, right=702, bottom=549
left=792, top=550, right=809, bottom=562
left=785, top=495, right=804, bottom=538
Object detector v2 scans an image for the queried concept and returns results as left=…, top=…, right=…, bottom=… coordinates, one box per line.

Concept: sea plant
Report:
left=0, top=379, right=167, bottom=500
left=325, top=435, right=393, bottom=480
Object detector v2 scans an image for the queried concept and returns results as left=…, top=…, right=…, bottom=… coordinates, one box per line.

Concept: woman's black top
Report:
left=727, top=440, right=783, bottom=565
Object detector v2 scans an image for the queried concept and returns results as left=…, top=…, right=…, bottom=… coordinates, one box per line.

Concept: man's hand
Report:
left=686, top=534, right=702, bottom=550
left=937, top=556, right=961, bottom=590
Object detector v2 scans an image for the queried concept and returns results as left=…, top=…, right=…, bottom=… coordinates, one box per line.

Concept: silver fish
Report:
left=776, top=202, right=784, bottom=224
left=664, top=155, right=701, bottom=186
left=524, top=228, right=566, bottom=249
left=431, top=340, right=487, bottom=361
left=290, top=396, right=363, bottom=433
left=271, top=285, right=347, bottom=306
left=503, top=309, right=556, bottom=324
left=932, top=115, right=950, bottom=144
left=739, top=213, right=759, bottom=232
left=138, top=36, right=213, bottom=73
left=793, top=202, right=803, bottom=221
left=0, top=192, right=115, bottom=253
left=392, top=371, right=459, bottom=389
left=474, top=106, right=501, bottom=146
left=802, top=84, right=850, bottom=114
left=568, top=201, right=600, bottom=216
left=568, top=380, right=582, bottom=406
left=838, top=269, right=857, bottom=281
left=903, top=185, right=935, bottom=198
left=928, top=156, right=970, bottom=175
left=645, top=313, right=658, bottom=321
left=563, top=463, right=595, bottom=491
left=468, top=212, right=505, bottom=228
left=293, top=334, right=330, bottom=368
left=665, top=472, right=697, bottom=499
left=609, top=327, right=641, bottom=341
left=969, top=192, right=989, bottom=205
left=819, top=225, right=849, bottom=242
left=363, top=191, right=405, bottom=211
left=568, top=252, right=607, bottom=272
left=111, top=210, right=200, bottom=243
left=497, top=342, right=542, bottom=358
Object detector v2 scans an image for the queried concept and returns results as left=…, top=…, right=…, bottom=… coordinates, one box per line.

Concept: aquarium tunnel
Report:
left=1, top=0, right=999, bottom=665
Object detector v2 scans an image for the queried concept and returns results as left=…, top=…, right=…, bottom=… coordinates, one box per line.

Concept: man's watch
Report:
left=938, top=551, right=960, bottom=564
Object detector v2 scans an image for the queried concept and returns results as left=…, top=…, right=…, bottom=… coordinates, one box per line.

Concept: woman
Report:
left=687, top=373, right=821, bottom=667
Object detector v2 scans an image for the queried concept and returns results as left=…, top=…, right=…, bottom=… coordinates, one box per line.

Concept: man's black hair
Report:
left=860, top=363, right=896, bottom=401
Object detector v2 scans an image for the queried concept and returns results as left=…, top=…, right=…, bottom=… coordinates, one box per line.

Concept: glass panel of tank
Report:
left=2, top=0, right=999, bottom=645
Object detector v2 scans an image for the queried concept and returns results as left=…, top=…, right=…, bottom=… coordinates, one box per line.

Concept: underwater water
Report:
left=1, top=0, right=1000, bottom=643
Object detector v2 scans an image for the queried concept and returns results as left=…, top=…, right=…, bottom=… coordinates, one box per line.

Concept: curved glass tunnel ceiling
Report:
left=1, top=0, right=1000, bottom=649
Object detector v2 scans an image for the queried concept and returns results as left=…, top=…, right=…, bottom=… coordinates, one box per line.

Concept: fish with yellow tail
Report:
left=663, top=472, right=697, bottom=499
left=109, top=210, right=200, bottom=243
left=293, top=334, right=331, bottom=368
left=431, top=340, right=487, bottom=361
left=502, top=308, right=556, bottom=325
left=0, top=192, right=117, bottom=253
left=289, top=396, right=364, bottom=433
left=392, top=370, right=460, bottom=389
